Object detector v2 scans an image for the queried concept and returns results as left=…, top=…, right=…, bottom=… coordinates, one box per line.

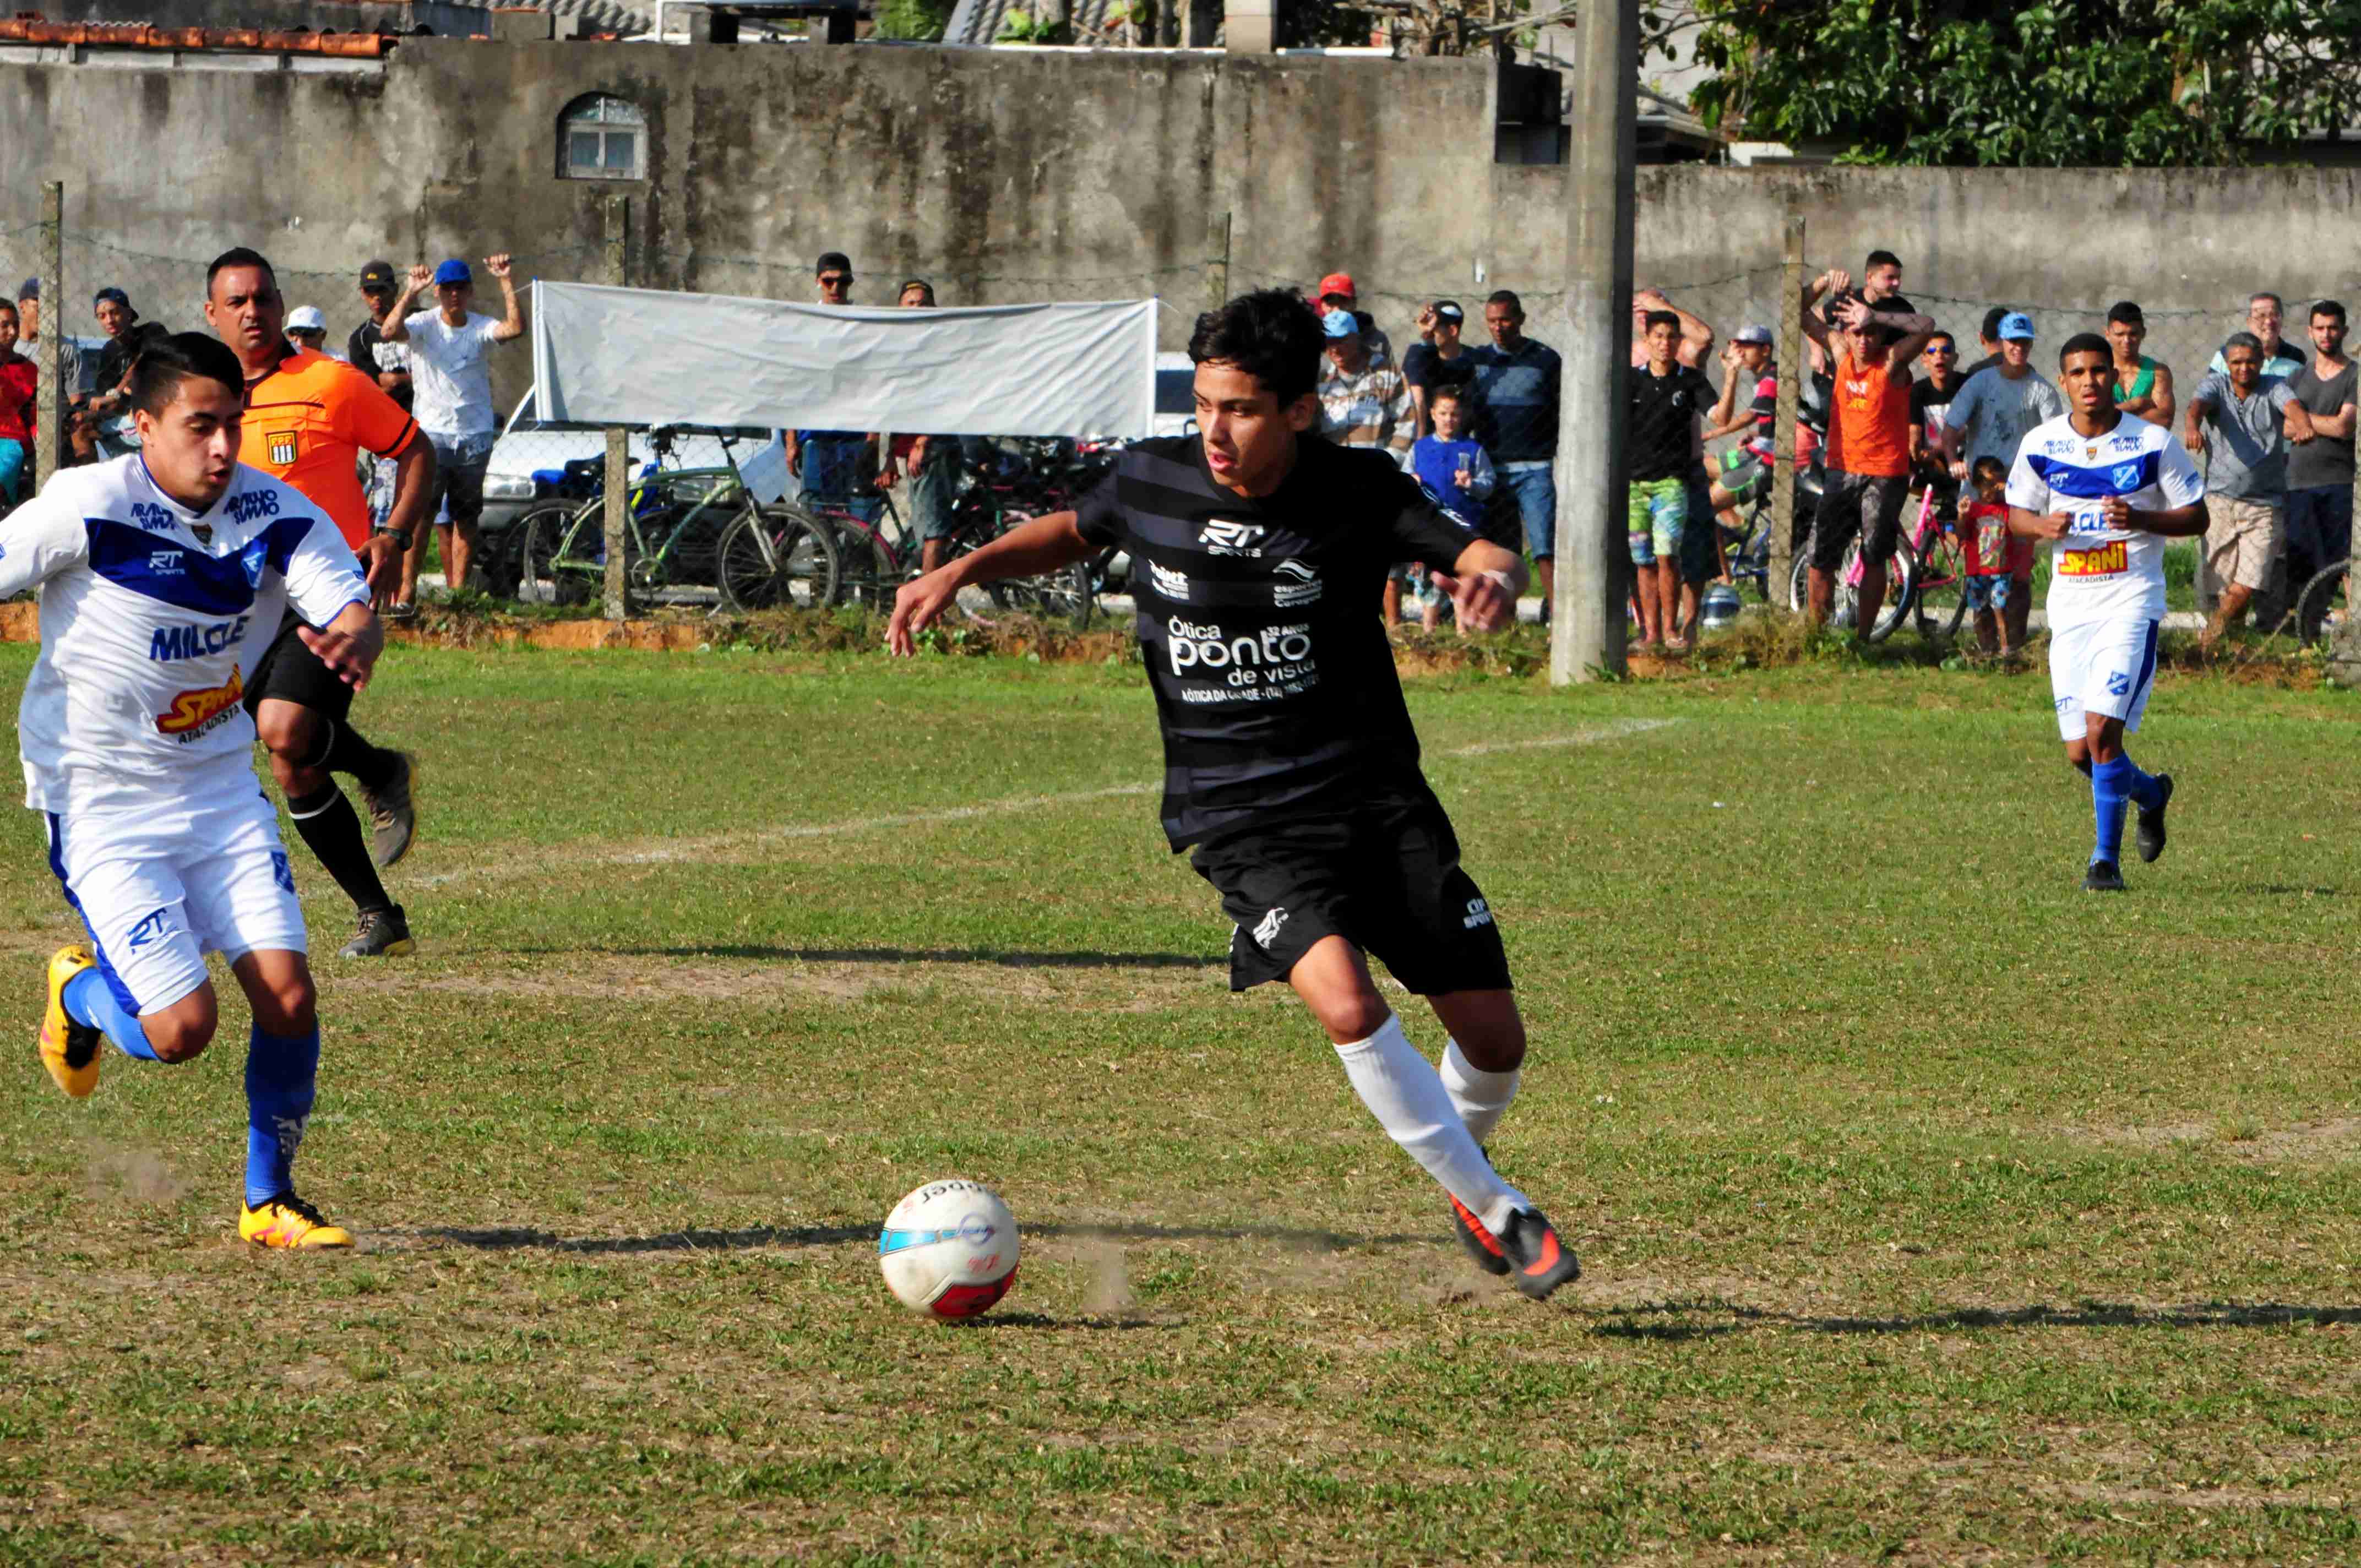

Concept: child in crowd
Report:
left=1958, top=454, right=2015, bottom=657
left=0, top=300, right=34, bottom=508
left=1407, top=385, right=1495, bottom=629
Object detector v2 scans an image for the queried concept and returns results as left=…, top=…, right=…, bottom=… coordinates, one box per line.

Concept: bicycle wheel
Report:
left=516, top=503, right=596, bottom=608
left=1845, top=537, right=1916, bottom=643
left=995, top=562, right=1096, bottom=629
left=1788, top=548, right=1811, bottom=614
left=830, top=521, right=900, bottom=610
left=1912, top=524, right=1971, bottom=642
left=768, top=508, right=842, bottom=608
left=2294, top=558, right=2350, bottom=647
left=715, top=508, right=837, bottom=612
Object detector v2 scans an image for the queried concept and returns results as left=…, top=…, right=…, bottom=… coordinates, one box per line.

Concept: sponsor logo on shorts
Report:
left=1252, top=906, right=1288, bottom=949
left=1463, top=897, right=1494, bottom=929
left=268, top=432, right=297, bottom=467
left=2058, top=541, right=2128, bottom=577
left=1199, top=520, right=1266, bottom=557
left=148, top=615, right=252, bottom=662
left=156, top=669, right=245, bottom=739
left=271, top=850, right=295, bottom=894
left=126, top=907, right=174, bottom=950
left=1148, top=560, right=1191, bottom=601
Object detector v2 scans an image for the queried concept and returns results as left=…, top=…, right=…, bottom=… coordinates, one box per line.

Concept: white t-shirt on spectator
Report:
left=403, top=311, right=503, bottom=438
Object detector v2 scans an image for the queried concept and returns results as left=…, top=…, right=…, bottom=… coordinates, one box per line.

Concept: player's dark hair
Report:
left=0, top=300, right=16, bottom=324
left=1980, top=306, right=2008, bottom=342
left=2106, top=300, right=2144, bottom=327
left=1865, top=249, right=1902, bottom=271
left=128, top=330, right=244, bottom=415
left=2223, top=330, right=2264, bottom=357
left=1641, top=309, right=1682, bottom=336
left=205, top=247, right=278, bottom=295
left=2249, top=291, right=2283, bottom=312
left=1188, top=288, right=1324, bottom=407
left=1970, top=454, right=2007, bottom=483
left=2057, top=331, right=2110, bottom=368
left=1486, top=289, right=1524, bottom=318
left=2312, top=298, right=2347, bottom=326
left=1925, top=330, right=1954, bottom=350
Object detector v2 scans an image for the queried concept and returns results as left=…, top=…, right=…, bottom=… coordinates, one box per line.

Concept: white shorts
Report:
left=45, top=785, right=307, bottom=1014
left=2049, top=616, right=2162, bottom=742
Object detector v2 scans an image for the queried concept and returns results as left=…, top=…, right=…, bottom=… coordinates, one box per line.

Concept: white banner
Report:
left=530, top=281, right=1157, bottom=438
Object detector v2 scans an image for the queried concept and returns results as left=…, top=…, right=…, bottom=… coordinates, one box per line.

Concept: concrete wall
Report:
left=28, top=0, right=488, bottom=34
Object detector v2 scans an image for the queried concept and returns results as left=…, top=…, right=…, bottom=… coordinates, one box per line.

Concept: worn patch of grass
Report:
left=0, top=643, right=2356, bottom=1564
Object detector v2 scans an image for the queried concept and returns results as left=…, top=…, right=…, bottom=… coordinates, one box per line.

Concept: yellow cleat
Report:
left=37, top=944, right=104, bottom=1099
left=239, top=1194, right=353, bottom=1250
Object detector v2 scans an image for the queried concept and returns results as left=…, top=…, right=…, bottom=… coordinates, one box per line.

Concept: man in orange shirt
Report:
left=1802, top=268, right=1936, bottom=633
left=205, top=247, right=435, bottom=960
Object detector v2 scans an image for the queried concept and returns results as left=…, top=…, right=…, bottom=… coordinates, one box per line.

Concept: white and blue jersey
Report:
left=0, top=454, right=368, bottom=814
left=2004, top=411, right=2203, bottom=630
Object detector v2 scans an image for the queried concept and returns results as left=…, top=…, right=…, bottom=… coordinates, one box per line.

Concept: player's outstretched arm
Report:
left=296, top=602, right=385, bottom=692
left=1430, top=539, right=1526, bottom=635
left=886, top=510, right=1095, bottom=656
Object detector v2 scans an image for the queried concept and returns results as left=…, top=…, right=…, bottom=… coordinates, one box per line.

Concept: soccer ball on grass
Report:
left=878, top=1179, right=1020, bottom=1320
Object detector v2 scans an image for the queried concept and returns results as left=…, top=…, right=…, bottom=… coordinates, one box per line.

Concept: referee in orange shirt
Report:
left=204, top=247, right=434, bottom=959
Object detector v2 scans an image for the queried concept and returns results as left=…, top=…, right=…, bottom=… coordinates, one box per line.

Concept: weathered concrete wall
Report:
left=26, top=0, right=488, bottom=34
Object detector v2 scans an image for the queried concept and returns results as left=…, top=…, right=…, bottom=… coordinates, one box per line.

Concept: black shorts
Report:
left=1813, top=471, right=1908, bottom=571
left=1188, top=800, right=1512, bottom=996
left=241, top=619, right=355, bottom=724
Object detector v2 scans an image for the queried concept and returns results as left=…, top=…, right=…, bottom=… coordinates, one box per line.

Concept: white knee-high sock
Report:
left=1334, top=1015, right=1527, bottom=1234
left=1439, top=1037, right=1519, bottom=1145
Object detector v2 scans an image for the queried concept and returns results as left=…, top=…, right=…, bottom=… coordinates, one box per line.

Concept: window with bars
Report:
left=559, top=94, right=646, bottom=181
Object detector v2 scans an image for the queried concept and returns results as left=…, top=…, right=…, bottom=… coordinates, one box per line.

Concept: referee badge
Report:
left=269, top=432, right=297, bottom=466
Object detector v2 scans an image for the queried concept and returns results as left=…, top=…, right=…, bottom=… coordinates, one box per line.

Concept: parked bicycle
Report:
left=513, top=427, right=839, bottom=611
left=1787, top=482, right=1934, bottom=643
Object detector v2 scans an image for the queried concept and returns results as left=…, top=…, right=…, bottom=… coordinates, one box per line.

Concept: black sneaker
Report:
left=1496, top=1207, right=1581, bottom=1300
left=2083, top=859, right=2128, bottom=893
left=338, top=905, right=416, bottom=959
left=2135, top=773, right=2173, bottom=864
left=361, top=753, right=416, bottom=869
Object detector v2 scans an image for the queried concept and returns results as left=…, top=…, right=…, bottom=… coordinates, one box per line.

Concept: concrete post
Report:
left=2332, top=467, right=2361, bottom=682
left=34, top=183, right=62, bottom=493
left=1549, top=0, right=1636, bottom=684
left=1225, top=0, right=1275, bottom=53
left=1768, top=209, right=1805, bottom=610
left=603, top=194, right=631, bottom=623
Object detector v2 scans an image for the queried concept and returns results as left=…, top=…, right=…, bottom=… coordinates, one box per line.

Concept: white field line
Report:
left=417, top=716, right=1679, bottom=886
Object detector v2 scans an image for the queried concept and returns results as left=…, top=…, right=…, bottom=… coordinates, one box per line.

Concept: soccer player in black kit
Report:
left=888, top=291, right=1580, bottom=1300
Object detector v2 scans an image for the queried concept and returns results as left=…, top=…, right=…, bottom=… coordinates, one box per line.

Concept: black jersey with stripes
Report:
left=1074, top=435, right=1487, bottom=850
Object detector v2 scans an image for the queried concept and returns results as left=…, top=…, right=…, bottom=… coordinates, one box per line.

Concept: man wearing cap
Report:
left=1942, top=312, right=2062, bottom=649
left=1313, top=273, right=1392, bottom=368
left=285, top=306, right=333, bottom=357
left=1405, top=300, right=1476, bottom=438
left=72, top=287, right=170, bottom=461
left=383, top=253, right=526, bottom=603
left=1703, top=324, right=1783, bottom=525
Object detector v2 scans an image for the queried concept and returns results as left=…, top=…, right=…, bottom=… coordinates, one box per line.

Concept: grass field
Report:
left=2, top=638, right=2357, bottom=1565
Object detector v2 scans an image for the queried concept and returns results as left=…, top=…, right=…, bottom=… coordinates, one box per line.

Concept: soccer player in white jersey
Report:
left=5, top=332, right=382, bottom=1248
left=2006, top=333, right=2207, bottom=892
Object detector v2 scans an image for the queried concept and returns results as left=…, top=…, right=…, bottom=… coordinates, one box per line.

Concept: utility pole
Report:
left=35, top=183, right=63, bottom=492
left=1206, top=211, right=1231, bottom=314
left=1550, top=0, right=1636, bottom=683
left=1769, top=209, right=1805, bottom=609
left=603, top=194, right=630, bottom=623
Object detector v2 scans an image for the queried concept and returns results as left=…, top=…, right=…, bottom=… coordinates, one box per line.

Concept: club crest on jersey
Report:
left=1148, top=560, right=1191, bottom=601
left=239, top=540, right=269, bottom=590
left=1199, top=519, right=1266, bottom=556
left=2112, top=462, right=2141, bottom=490
left=268, top=432, right=297, bottom=467
left=189, top=525, right=211, bottom=544
left=156, top=669, right=244, bottom=738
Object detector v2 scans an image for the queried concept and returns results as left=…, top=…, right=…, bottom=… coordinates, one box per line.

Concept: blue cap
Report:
left=1998, top=311, right=2035, bottom=341
left=1321, top=309, right=1359, bottom=340
left=15, top=278, right=35, bottom=302
left=93, top=286, right=129, bottom=311
left=433, top=258, right=473, bottom=287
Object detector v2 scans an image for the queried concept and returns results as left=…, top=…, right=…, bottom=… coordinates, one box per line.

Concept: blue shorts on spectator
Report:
left=1497, top=461, right=1555, bottom=562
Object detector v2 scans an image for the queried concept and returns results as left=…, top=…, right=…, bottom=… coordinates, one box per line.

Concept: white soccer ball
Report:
left=878, top=1179, right=1021, bottom=1320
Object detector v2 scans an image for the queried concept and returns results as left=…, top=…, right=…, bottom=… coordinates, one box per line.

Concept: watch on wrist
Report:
left=378, top=527, right=412, bottom=549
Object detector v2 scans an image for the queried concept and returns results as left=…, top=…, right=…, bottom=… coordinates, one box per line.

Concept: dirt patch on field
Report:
left=2060, top=1118, right=2361, bottom=1161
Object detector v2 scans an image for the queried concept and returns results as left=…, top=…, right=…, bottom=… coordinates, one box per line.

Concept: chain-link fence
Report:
left=0, top=217, right=37, bottom=509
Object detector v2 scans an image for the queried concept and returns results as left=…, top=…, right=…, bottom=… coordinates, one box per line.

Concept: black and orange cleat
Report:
left=1449, top=1191, right=1511, bottom=1277
left=1497, top=1207, right=1580, bottom=1301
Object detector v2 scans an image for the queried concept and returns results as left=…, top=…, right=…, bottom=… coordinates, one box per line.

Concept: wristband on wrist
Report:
left=378, top=527, right=412, bottom=549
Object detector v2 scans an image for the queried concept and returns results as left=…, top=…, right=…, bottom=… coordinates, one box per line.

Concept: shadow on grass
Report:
left=410, top=1219, right=1433, bottom=1256
left=575, top=945, right=1220, bottom=971
left=1589, top=1298, right=2361, bottom=1341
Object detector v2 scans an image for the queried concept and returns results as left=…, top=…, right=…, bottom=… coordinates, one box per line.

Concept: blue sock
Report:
left=62, top=966, right=157, bottom=1060
left=244, top=1025, right=321, bottom=1208
left=2091, top=756, right=2134, bottom=864
left=2120, top=753, right=2164, bottom=811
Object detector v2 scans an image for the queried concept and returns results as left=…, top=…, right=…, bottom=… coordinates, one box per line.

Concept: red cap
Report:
left=1316, top=272, right=1357, bottom=302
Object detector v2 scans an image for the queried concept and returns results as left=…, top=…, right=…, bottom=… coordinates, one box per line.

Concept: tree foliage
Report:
left=1680, top=0, right=2361, bottom=166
